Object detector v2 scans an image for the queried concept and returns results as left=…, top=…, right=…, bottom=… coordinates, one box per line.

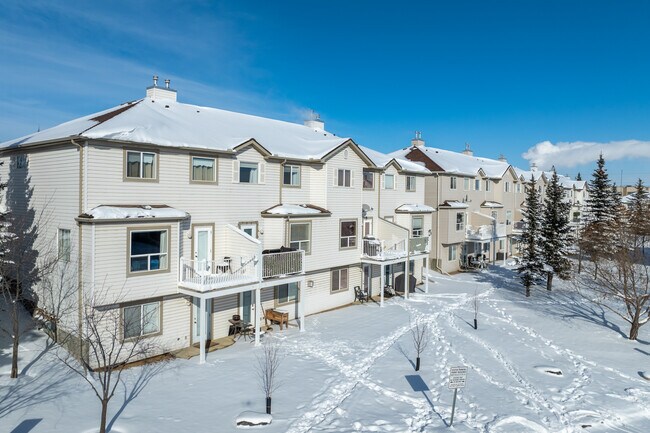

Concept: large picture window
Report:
left=331, top=268, right=349, bottom=292
left=123, top=301, right=160, bottom=339
left=277, top=282, right=299, bottom=304
left=126, top=151, right=156, bottom=179
left=283, top=165, right=301, bottom=186
left=289, top=222, right=311, bottom=254
left=191, top=156, right=216, bottom=182
left=130, top=230, right=169, bottom=273
left=340, top=220, right=357, bottom=249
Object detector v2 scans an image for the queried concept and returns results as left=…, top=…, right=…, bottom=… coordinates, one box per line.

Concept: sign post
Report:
left=448, top=366, right=467, bottom=427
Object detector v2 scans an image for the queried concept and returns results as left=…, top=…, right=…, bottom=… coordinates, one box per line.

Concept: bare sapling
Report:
left=473, top=289, right=479, bottom=330
left=58, top=286, right=160, bottom=433
left=256, top=336, right=283, bottom=414
left=410, top=317, right=430, bottom=371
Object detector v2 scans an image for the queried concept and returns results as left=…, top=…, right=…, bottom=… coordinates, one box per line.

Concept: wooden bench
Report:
left=264, top=309, right=289, bottom=330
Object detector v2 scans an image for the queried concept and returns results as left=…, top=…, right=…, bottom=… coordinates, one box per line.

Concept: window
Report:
left=240, top=162, right=259, bottom=183
left=239, top=222, right=258, bottom=239
left=331, top=268, right=349, bottom=292
left=412, top=216, right=423, bottom=237
left=289, top=222, right=311, bottom=253
left=485, top=180, right=491, bottom=191
left=506, top=210, right=512, bottom=225
left=363, top=169, right=374, bottom=189
left=126, top=151, right=156, bottom=179
left=448, top=245, right=457, bottom=261
left=58, top=229, right=71, bottom=262
left=277, top=282, right=299, bottom=304
left=129, top=229, right=168, bottom=273
left=516, top=183, right=521, bottom=193
left=406, top=176, right=416, bottom=192
left=463, top=178, right=470, bottom=191
left=455, top=212, right=465, bottom=231
left=474, top=179, right=481, bottom=191
left=336, top=169, right=352, bottom=187
left=573, top=211, right=581, bottom=222
left=384, top=174, right=395, bottom=190
left=340, top=220, right=357, bottom=248
left=191, top=156, right=216, bottom=182
left=15, top=154, right=28, bottom=169
left=450, top=177, right=457, bottom=190
left=283, top=165, right=301, bottom=186
left=499, top=239, right=505, bottom=249
left=123, top=301, right=160, bottom=339
left=504, top=181, right=511, bottom=193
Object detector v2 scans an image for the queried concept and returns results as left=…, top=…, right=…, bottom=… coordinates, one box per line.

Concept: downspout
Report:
left=279, top=159, right=286, bottom=205
left=71, top=139, right=85, bottom=361
left=435, top=173, right=442, bottom=273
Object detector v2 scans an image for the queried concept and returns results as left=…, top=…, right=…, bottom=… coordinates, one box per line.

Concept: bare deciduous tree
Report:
left=575, top=247, right=650, bottom=341
left=410, top=318, right=430, bottom=371
left=57, top=286, right=160, bottom=433
left=256, top=336, right=283, bottom=415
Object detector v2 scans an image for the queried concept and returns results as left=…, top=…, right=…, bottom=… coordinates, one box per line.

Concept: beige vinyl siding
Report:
left=93, top=223, right=179, bottom=304
left=162, top=296, right=191, bottom=351
left=302, top=267, right=360, bottom=315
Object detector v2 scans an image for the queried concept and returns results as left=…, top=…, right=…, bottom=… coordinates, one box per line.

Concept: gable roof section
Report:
left=359, top=145, right=430, bottom=174
left=392, top=145, right=510, bottom=179
left=0, top=98, right=349, bottom=160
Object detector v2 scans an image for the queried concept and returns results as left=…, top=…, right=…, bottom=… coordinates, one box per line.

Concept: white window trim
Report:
left=122, top=301, right=161, bottom=340
left=283, top=164, right=301, bottom=187
left=289, top=221, right=311, bottom=254
left=455, top=212, right=465, bottom=231
left=336, top=168, right=352, bottom=187
left=450, top=176, right=457, bottom=190
left=406, top=175, right=416, bottom=192
left=58, top=228, right=71, bottom=262
left=191, top=156, right=217, bottom=183
left=383, top=173, right=395, bottom=190
left=128, top=228, right=169, bottom=274
left=331, top=268, right=349, bottom=293
left=126, top=150, right=157, bottom=180
left=340, top=219, right=357, bottom=249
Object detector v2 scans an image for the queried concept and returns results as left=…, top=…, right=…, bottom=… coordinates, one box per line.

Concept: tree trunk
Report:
left=629, top=321, right=640, bottom=341
left=100, top=399, right=109, bottom=433
left=415, top=357, right=420, bottom=371
left=474, top=318, right=478, bottom=330
left=266, top=397, right=272, bottom=415
left=525, top=285, right=531, bottom=297
left=11, top=303, right=20, bottom=379
left=546, top=272, right=553, bottom=291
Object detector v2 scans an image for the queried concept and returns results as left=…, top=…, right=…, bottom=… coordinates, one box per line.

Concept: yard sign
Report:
left=448, top=366, right=468, bottom=426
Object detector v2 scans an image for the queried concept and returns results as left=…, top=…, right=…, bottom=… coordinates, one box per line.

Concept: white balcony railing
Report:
left=262, top=250, right=304, bottom=279
left=363, top=238, right=408, bottom=260
left=466, top=223, right=507, bottom=241
left=179, top=256, right=258, bottom=292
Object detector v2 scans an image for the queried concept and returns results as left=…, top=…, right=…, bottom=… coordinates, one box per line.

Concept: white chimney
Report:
left=462, top=143, right=473, bottom=156
left=530, top=162, right=538, bottom=172
left=146, top=75, right=177, bottom=101
left=304, top=111, right=324, bottom=131
left=498, top=154, right=507, bottom=163
left=411, top=131, right=425, bottom=147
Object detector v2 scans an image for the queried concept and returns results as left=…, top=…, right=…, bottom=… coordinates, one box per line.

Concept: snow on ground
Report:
left=2, top=265, right=650, bottom=432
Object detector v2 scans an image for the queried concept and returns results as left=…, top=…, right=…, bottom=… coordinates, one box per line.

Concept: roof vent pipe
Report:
left=462, top=143, right=473, bottom=156
left=165, top=79, right=170, bottom=89
left=498, top=154, right=507, bottom=163
left=304, top=110, right=324, bottom=131
left=153, top=75, right=158, bottom=87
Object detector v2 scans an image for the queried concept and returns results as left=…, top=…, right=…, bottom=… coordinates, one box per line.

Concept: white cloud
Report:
left=522, top=140, right=650, bottom=170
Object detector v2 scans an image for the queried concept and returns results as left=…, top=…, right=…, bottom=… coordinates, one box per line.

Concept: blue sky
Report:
left=2, top=0, right=650, bottom=185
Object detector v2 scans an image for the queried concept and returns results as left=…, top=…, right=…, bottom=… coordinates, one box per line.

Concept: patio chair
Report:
left=354, top=286, right=368, bottom=303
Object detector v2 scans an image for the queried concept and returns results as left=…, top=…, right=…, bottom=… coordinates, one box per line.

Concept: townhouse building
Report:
left=0, top=81, right=432, bottom=365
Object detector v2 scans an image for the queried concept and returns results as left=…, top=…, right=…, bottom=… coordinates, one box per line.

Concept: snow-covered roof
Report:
left=395, top=204, right=436, bottom=213
left=79, top=205, right=189, bottom=220
left=390, top=146, right=510, bottom=178
left=480, top=201, right=503, bottom=208
left=438, top=200, right=469, bottom=209
left=0, top=98, right=348, bottom=160
left=359, top=146, right=429, bottom=174
left=515, top=167, right=546, bottom=182
left=261, top=203, right=331, bottom=217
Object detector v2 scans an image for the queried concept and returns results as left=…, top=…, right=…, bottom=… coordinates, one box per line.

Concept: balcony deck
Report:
left=178, top=250, right=305, bottom=294
left=362, top=237, right=429, bottom=262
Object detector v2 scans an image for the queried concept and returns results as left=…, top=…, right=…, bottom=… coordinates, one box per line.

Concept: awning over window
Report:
left=78, top=205, right=189, bottom=221
left=261, top=203, right=331, bottom=218
left=395, top=204, right=436, bottom=213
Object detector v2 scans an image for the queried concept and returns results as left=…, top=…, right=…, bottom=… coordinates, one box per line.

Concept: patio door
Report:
left=192, top=298, right=212, bottom=343
left=241, top=291, right=252, bottom=324
left=193, top=226, right=213, bottom=273
left=363, top=264, right=372, bottom=296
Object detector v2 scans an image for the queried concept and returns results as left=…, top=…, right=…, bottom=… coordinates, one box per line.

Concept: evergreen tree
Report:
left=541, top=168, right=572, bottom=290
left=627, top=178, right=650, bottom=252
left=581, top=154, right=618, bottom=269
left=518, top=174, right=545, bottom=297
left=576, top=172, right=582, bottom=181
